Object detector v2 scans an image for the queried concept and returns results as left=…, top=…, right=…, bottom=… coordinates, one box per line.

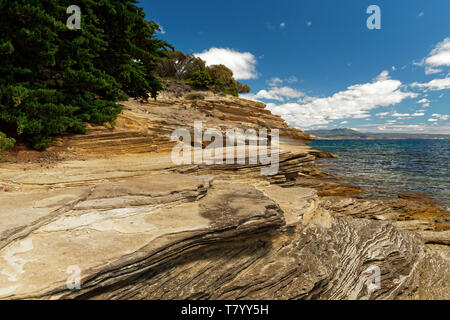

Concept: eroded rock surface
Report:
left=0, top=91, right=448, bottom=300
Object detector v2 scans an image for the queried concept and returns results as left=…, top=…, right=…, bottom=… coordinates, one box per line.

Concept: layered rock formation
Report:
left=0, top=89, right=448, bottom=300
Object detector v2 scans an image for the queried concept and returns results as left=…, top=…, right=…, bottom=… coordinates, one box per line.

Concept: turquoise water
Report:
left=307, top=139, right=450, bottom=204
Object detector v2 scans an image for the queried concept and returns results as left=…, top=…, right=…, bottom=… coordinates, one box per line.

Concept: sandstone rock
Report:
left=0, top=92, right=448, bottom=300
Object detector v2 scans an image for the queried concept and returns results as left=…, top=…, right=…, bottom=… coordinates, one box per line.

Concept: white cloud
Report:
left=242, top=86, right=304, bottom=102
left=416, top=97, right=431, bottom=108
left=306, top=21, right=312, bottom=27
left=412, top=112, right=425, bottom=116
left=411, top=77, right=450, bottom=91
left=418, top=12, right=424, bottom=17
left=425, top=38, right=450, bottom=68
left=266, top=76, right=299, bottom=87
left=156, top=23, right=166, bottom=34
left=267, top=77, right=283, bottom=87
left=392, top=112, right=410, bottom=117
left=432, top=113, right=450, bottom=120
left=369, top=123, right=450, bottom=134
left=425, top=66, right=442, bottom=75
left=280, top=22, right=286, bottom=28
left=340, top=121, right=348, bottom=124
left=376, top=112, right=390, bottom=116
left=194, top=48, right=258, bottom=80
left=428, top=118, right=438, bottom=122
left=417, top=38, right=450, bottom=74
left=375, top=70, right=390, bottom=81
left=266, top=71, right=418, bottom=128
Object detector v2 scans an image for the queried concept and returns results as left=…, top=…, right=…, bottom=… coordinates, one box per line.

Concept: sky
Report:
left=141, top=0, right=450, bottom=134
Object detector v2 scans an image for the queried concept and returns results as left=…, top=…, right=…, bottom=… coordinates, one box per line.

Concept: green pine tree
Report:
left=0, top=0, right=169, bottom=150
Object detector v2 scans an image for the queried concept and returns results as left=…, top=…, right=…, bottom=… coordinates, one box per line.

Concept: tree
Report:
left=0, top=0, right=169, bottom=150
left=155, top=50, right=205, bottom=80
left=206, top=64, right=234, bottom=84
left=190, top=71, right=212, bottom=88
left=206, top=65, right=239, bottom=96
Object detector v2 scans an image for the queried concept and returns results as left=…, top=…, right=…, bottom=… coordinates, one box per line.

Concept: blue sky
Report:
left=141, top=0, right=450, bottom=133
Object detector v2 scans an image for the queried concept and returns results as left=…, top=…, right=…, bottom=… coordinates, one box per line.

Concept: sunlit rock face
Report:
left=0, top=89, right=448, bottom=300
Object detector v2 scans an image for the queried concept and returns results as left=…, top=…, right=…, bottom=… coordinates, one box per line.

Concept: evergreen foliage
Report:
left=0, top=0, right=169, bottom=149
left=0, top=131, right=15, bottom=161
left=190, top=71, right=212, bottom=88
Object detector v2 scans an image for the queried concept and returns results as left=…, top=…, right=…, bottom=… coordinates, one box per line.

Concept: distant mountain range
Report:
left=306, top=128, right=450, bottom=140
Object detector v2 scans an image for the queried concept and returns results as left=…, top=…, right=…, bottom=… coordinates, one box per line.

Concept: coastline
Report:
left=0, top=91, right=448, bottom=299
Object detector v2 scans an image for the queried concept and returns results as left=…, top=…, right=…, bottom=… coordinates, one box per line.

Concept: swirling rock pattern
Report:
left=0, top=91, right=448, bottom=300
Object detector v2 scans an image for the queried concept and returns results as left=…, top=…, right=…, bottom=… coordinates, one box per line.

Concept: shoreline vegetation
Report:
left=0, top=0, right=250, bottom=153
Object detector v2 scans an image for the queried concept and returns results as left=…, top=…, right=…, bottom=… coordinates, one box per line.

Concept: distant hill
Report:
left=306, top=128, right=450, bottom=140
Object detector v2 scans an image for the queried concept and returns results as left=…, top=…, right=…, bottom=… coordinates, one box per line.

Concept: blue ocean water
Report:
left=307, top=139, right=450, bottom=204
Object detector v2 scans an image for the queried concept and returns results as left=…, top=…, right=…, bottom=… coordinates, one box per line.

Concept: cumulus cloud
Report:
left=280, top=22, right=286, bottom=28
left=194, top=48, right=258, bottom=80
left=242, top=86, right=304, bottom=102
left=265, top=71, right=418, bottom=128
left=426, top=38, right=450, bottom=67
left=411, top=77, right=450, bottom=91
left=416, top=38, right=450, bottom=74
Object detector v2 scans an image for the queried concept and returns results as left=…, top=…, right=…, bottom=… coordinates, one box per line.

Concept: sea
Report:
left=307, top=139, right=450, bottom=206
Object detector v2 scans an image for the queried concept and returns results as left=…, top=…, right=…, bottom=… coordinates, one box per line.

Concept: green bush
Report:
left=0, top=0, right=169, bottom=150
left=190, top=71, right=212, bottom=88
left=206, top=65, right=234, bottom=83
left=0, top=131, right=15, bottom=162
left=206, top=65, right=240, bottom=97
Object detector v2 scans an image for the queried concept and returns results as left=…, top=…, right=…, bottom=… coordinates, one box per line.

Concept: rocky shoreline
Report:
left=0, top=88, right=448, bottom=299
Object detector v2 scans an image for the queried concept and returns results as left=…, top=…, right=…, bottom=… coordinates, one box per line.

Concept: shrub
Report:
left=218, top=115, right=225, bottom=120
left=206, top=64, right=234, bottom=83
left=0, top=131, right=15, bottom=162
left=206, top=65, right=241, bottom=96
left=190, top=71, right=212, bottom=88
left=236, top=81, right=251, bottom=93
left=185, top=93, right=205, bottom=100
left=0, top=0, right=170, bottom=149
